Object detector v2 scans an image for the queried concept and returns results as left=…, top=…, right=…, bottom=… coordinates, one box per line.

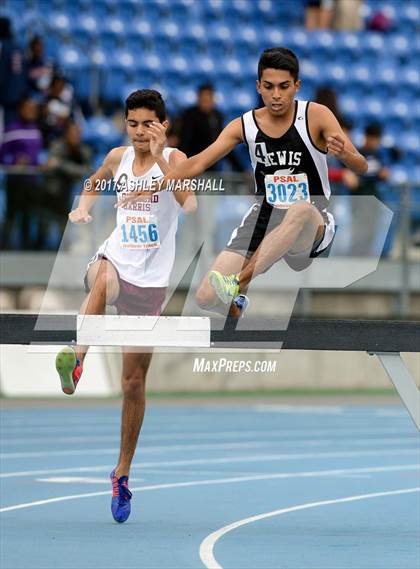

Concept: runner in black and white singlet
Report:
left=54, top=90, right=196, bottom=523
left=119, top=48, right=367, bottom=317
left=228, top=98, right=336, bottom=268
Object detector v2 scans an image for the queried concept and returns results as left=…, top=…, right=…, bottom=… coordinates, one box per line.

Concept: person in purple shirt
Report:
left=0, top=97, right=44, bottom=249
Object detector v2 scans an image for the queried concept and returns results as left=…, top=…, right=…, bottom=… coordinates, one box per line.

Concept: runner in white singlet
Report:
left=55, top=90, right=196, bottom=524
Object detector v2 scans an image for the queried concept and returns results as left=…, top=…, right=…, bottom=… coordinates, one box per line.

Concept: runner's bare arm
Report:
left=168, top=149, right=197, bottom=213
left=69, top=147, right=126, bottom=224
left=310, top=103, right=367, bottom=174
left=118, top=119, right=243, bottom=207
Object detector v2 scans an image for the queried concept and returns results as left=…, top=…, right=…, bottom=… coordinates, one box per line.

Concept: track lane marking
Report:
left=1, top=449, right=419, bottom=478
left=199, top=487, right=420, bottom=569
left=1, top=464, right=418, bottom=513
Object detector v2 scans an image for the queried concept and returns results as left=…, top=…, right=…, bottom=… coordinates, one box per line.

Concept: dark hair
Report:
left=29, top=35, right=42, bottom=48
left=125, top=89, right=166, bottom=122
left=18, top=96, right=37, bottom=109
left=365, top=123, right=382, bottom=137
left=0, top=17, right=12, bottom=40
left=258, top=47, right=299, bottom=81
left=198, top=83, right=214, bottom=94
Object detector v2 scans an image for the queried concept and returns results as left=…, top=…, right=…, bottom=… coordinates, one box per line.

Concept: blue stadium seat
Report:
left=155, top=20, right=181, bottom=49
left=110, top=48, right=138, bottom=73
left=299, top=59, right=320, bottom=88
left=125, top=19, right=153, bottom=52
left=180, top=21, right=207, bottom=51
left=389, top=166, right=409, bottom=186
left=230, top=25, right=259, bottom=59
left=363, top=97, right=385, bottom=122
left=102, top=16, right=125, bottom=39
left=85, top=0, right=112, bottom=19
left=201, top=0, right=225, bottom=22
left=56, top=46, right=91, bottom=100
left=71, top=14, right=99, bottom=49
left=89, top=47, right=110, bottom=70
left=399, top=133, right=418, bottom=160
left=260, top=27, right=287, bottom=51
left=401, top=66, right=419, bottom=91
left=384, top=99, right=411, bottom=131
left=47, top=11, right=72, bottom=34
left=388, top=34, right=411, bottom=61
left=325, top=64, right=347, bottom=90
left=347, top=63, right=371, bottom=97
left=115, top=0, right=140, bottom=20
left=172, top=86, right=197, bottom=113
left=57, top=45, right=88, bottom=73
left=225, top=89, right=254, bottom=116
left=400, top=3, right=420, bottom=32
left=217, top=57, right=242, bottom=85
left=192, top=56, right=219, bottom=86
left=165, top=55, right=189, bottom=89
left=83, top=116, right=123, bottom=153
left=359, top=33, right=387, bottom=64
left=223, top=4, right=254, bottom=27
left=333, top=32, right=362, bottom=63
left=287, top=29, right=310, bottom=59
left=101, top=67, right=126, bottom=102
left=306, top=31, right=335, bottom=64
left=375, top=64, right=399, bottom=97
left=339, top=95, right=359, bottom=123
left=207, top=22, right=233, bottom=51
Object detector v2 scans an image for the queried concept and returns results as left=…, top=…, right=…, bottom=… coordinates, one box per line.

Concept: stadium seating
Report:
left=0, top=0, right=418, bottom=178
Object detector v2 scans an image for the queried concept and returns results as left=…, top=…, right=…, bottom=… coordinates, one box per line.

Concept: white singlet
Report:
left=91, top=146, right=181, bottom=287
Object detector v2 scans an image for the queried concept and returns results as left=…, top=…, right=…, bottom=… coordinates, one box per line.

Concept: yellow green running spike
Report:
left=55, top=346, right=77, bottom=395
left=208, top=271, right=240, bottom=304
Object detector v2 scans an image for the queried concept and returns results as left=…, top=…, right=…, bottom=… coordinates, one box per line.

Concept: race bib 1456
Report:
left=120, top=215, right=160, bottom=250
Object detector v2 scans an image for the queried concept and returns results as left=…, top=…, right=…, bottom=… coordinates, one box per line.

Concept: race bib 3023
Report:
left=265, top=170, right=310, bottom=209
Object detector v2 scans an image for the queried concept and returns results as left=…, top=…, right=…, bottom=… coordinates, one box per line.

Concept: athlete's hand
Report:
left=326, top=133, right=347, bottom=159
left=148, top=122, right=167, bottom=159
left=68, top=208, right=92, bottom=224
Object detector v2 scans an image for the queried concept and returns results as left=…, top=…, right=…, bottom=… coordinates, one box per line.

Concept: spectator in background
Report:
left=305, top=0, right=334, bottom=30
left=351, top=123, right=391, bottom=256
left=328, top=118, right=359, bottom=191
left=315, top=86, right=345, bottom=126
left=39, top=73, right=81, bottom=147
left=42, top=121, right=91, bottom=245
left=170, top=84, right=244, bottom=172
left=0, top=17, right=28, bottom=128
left=26, top=36, right=54, bottom=96
left=332, top=0, right=363, bottom=31
left=314, top=87, right=358, bottom=255
left=0, top=97, right=43, bottom=249
left=327, top=118, right=359, bottom=255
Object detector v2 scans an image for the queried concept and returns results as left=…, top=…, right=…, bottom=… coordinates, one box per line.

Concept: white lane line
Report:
left=0, top=441, right=272, bottom=460
left=199, top=487, right=420, bottom=569
left=1, top=426, right=414, bottom=439
left=36, top=477, right=143, bottom=484
left=1, top=465, right=418, bottom=513
left=2, top=433, right=418, bottom=447
left=1, top=449, right=419, bottom=479
left=254, top=405, right=344, bottom=414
